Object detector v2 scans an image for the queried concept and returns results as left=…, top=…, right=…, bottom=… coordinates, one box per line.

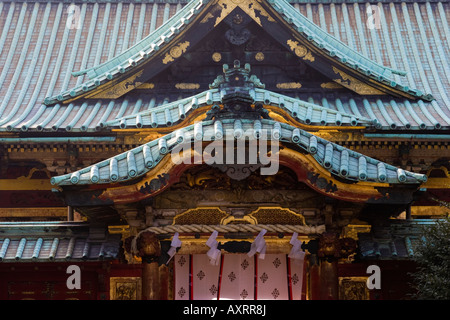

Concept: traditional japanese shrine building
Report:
left=0, top=0, right=449, bottom=300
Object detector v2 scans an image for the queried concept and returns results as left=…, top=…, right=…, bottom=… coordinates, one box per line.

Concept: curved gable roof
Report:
left=50, top=118, right=427, bottom=187
left=0, top=1, right=448, bottom=132
left=42, top=0, right=432, bottom=106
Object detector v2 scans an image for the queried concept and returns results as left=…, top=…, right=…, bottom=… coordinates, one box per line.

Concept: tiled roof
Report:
left=42, top=0, right=427, bottom=104
left=358, top=219, right=436, bottom=260
left=0, top=222, right=121, bottom=262
left=50, top=118, right=427, bottom=186
left=0, top=1, right=448, bottom=132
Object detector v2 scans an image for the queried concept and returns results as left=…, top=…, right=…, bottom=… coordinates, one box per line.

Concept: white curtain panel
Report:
left=192, top=254, right=222, bottom=300
left=219, top=254, right=255, bottom=300
left=256, top=254, right=289, bottom=300
left=288, top=257, right=305, bottom=300
left=174, top=254, right=190, bottom=300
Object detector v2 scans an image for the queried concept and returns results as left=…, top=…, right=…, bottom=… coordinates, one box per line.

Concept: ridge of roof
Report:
left=50, top=118, right=427, bottom=187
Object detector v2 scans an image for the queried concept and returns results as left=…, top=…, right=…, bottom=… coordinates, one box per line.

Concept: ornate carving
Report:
left=287, top=40, right=315, bottom=62
left=318, top=232, right=341, bottom=258
left=225, top=28, right=252, bottom=45
left=338, top=277, right=369, bottom=300
left=162, top=41, right=190, bottom=64
left=318, top=232, right=357, bottom=259
left=210, top=163, right=262, bottom=181
left=173, top=207, right=229, bottom=225
left=248, top=207, right=305, bottom=225
left=110, top=277, right=142, bottom=300
left=135, top=231, right=161, bottom=259
left=214, top=0, right=275, bottom=27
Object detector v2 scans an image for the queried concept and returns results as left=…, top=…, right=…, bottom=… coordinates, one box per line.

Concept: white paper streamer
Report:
left=248, top=229, right=267, bottom=259
left=166, top=232, right=182, bottom=264
left=288, top=232, right=305, bottom=260
left=206, top=230, right=221, bottom=266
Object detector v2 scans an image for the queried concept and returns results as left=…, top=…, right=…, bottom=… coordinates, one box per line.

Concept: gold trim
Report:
left=91, top=70, right=144, bottom=99
left=255, top=52, right=265, bottom=61
left=287, top=39, right=315, bottom=62
left=173, top=207, right=229, bottom=225
left=108, top=225, right=131, bottom=234
left=0, top=207, right=67, bottom=217
left=214, top=0, right=275, bottom=27
left=162, top=41, right=190, bottom=64
left=321, top=82, right=344, bottom=89
left=221, top=215, right=257, bottom=225
left=338, top=277, right=369, bottom=300
left=175, top=83, right=200, bottom=90
left=276, top=82, right=302, bottom=89
left=110, top=277, right=142, bottom=300
left=332, top=67, right=384, bottom=95
left=212, top=52, right=222, bottom=62
left=136, top=83, right=155, bottom=89
left=248, top=207, right=306, bottom=225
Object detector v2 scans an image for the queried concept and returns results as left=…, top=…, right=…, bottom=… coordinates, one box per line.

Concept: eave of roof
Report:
left=50, top=118, right=427, bottom=187
left=0, top=222, right=121, bottom=262
left=103, top=87, right=374, bottom=130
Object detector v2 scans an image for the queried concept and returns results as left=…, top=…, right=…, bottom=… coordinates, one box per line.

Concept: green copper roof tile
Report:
left=50, top=118, right=427, bottom=187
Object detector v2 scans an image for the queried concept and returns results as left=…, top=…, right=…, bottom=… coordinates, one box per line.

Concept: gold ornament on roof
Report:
left=255, top=52, right=265, bottom=61
left=212, top=52, right=222, bottom=62
left=287, top=39, right=315, bottom=62
left=332, top=66, right=384, bottom=95
left=163, top=41, right=190, bottom=64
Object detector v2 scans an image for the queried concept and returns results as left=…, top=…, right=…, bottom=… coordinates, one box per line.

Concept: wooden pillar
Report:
left=317, top=232, right=357, bottom=300
left=308, top=254, right=320, bottom=300
left=135, top=231, right=161, bottom=300
left=319, top=259, right=338, bottom=300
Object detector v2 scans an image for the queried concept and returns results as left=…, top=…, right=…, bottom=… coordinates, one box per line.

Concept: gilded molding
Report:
left=173, top=207, right=229, bottom=225
left=248, top=207, right=306, bottom=225
left=92, top=70, right=144, bottom=99
left=276, top=82, right=302, bottom=89
left=332, top=67, right=384, bottom=95
left=162, top=41, right=190, bottom=64
left=320, top=82, right=344, bottom=89
left=287, top=39, right=315, bottom=62
left=214, top=0, right=275, bottom=27
left=175, top=83, right=201, bottom=90
left=110, top=277, right=142, bottom=300
left=338, top=277, right=369, bottom=300
left=136, top=83, right=155, bottom=89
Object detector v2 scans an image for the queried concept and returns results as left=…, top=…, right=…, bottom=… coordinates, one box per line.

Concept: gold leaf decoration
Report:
left=332, top=66, right=384, bottom=95
left=93, top=70, right=144, bottom=98
left=162, top=41, right=190, bottom=64
left=175, top=83, right=200, bottom=90
left=287, top=39, right=315, bottom=62
left=320, top=82, right=344, bottom=89
left=276, top=82, right=302, bottom=89
left=214, top=0, right=275, bottom=27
